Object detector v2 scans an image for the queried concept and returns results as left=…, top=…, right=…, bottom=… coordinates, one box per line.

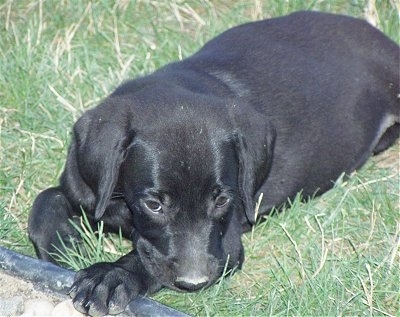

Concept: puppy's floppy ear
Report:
left=73, top=104, right=134, bottom=221
left=231, top=105, right=276, bottom=224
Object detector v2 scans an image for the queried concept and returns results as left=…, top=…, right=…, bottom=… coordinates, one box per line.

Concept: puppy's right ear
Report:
left=65, top=102, right=134, bottom=221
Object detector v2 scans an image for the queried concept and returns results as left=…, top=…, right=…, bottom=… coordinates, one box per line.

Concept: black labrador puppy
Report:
left=28, top=11, right=399, bottom=316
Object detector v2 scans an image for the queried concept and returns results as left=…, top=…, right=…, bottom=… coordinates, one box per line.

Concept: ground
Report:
left=0, top=270, right=60, bottom=301
left=0, top=141, right=398, bottom=315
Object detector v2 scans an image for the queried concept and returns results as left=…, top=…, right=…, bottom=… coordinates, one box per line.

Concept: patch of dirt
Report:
left=0, top=244, right=76, bottom=315
left=0, top=269, right=63, bottom=303
left=0, top=270, right=84, bottom=316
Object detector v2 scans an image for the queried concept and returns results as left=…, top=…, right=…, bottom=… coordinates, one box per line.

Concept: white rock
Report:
left=0, top=296, right=24, bottom=316
left=52, top=299, right=85, bottom=316
left=22, top=299, right=55, bottom=316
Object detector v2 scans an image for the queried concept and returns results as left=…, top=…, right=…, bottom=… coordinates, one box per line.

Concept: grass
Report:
left=50, top=210, right=129, bottom=270
left=0, top=0, right=399, bottom=316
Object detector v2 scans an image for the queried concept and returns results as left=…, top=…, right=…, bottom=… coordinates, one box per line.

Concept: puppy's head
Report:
left=121, top=118, right=247, bottom=291
left=72, top=92, right=274, bottom=291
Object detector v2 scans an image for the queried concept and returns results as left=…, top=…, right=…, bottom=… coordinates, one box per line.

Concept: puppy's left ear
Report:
left=231, top=105, right=276, bottom=224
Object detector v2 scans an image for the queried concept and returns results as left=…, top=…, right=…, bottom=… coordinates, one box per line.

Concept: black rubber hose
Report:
left=0, top=246, right=190, bottom=317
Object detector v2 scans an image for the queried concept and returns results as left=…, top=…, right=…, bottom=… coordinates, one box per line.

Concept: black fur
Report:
left=28, top=11, right=399, bottom=316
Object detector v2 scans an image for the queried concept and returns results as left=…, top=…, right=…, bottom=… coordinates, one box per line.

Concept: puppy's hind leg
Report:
left=372, top=92, right=400, bottom=155
left=28, top=187, right=80, bottom=264
left=373, top=122, right=400, bottom=155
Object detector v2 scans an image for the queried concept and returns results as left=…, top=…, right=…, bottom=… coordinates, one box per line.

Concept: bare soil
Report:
left=0, top=270, right=63, bottom=303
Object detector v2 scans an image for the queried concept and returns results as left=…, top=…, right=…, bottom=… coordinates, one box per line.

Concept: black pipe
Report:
left=0, top=246, right=190, bottom=317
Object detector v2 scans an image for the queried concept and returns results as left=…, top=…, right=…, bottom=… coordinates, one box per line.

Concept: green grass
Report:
left=0, top=0, right=399, bottom=316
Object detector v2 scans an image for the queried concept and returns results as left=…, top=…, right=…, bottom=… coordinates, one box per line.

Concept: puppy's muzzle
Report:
left=137, top=237, right=221, bottom=292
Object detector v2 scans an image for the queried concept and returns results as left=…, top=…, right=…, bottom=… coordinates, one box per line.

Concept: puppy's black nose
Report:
left=174, top=276, right=209, bottom=291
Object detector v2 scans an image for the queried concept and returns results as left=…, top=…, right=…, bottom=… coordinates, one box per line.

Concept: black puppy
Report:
left=29, top=11, right=399, bottom=316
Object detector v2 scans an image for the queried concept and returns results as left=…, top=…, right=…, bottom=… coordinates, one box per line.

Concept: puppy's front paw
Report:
left=69, top=263, right=141, bottom=316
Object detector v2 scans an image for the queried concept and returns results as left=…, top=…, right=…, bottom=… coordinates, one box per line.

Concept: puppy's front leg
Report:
left=28, top=187, right=80, bottom=263
left=70, top=250, right=162, bottom=316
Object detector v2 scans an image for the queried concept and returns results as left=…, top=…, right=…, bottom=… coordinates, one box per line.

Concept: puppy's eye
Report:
left=144, top=200, right=163, bottom=213
left=215, top=195, right=229, bottom=208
